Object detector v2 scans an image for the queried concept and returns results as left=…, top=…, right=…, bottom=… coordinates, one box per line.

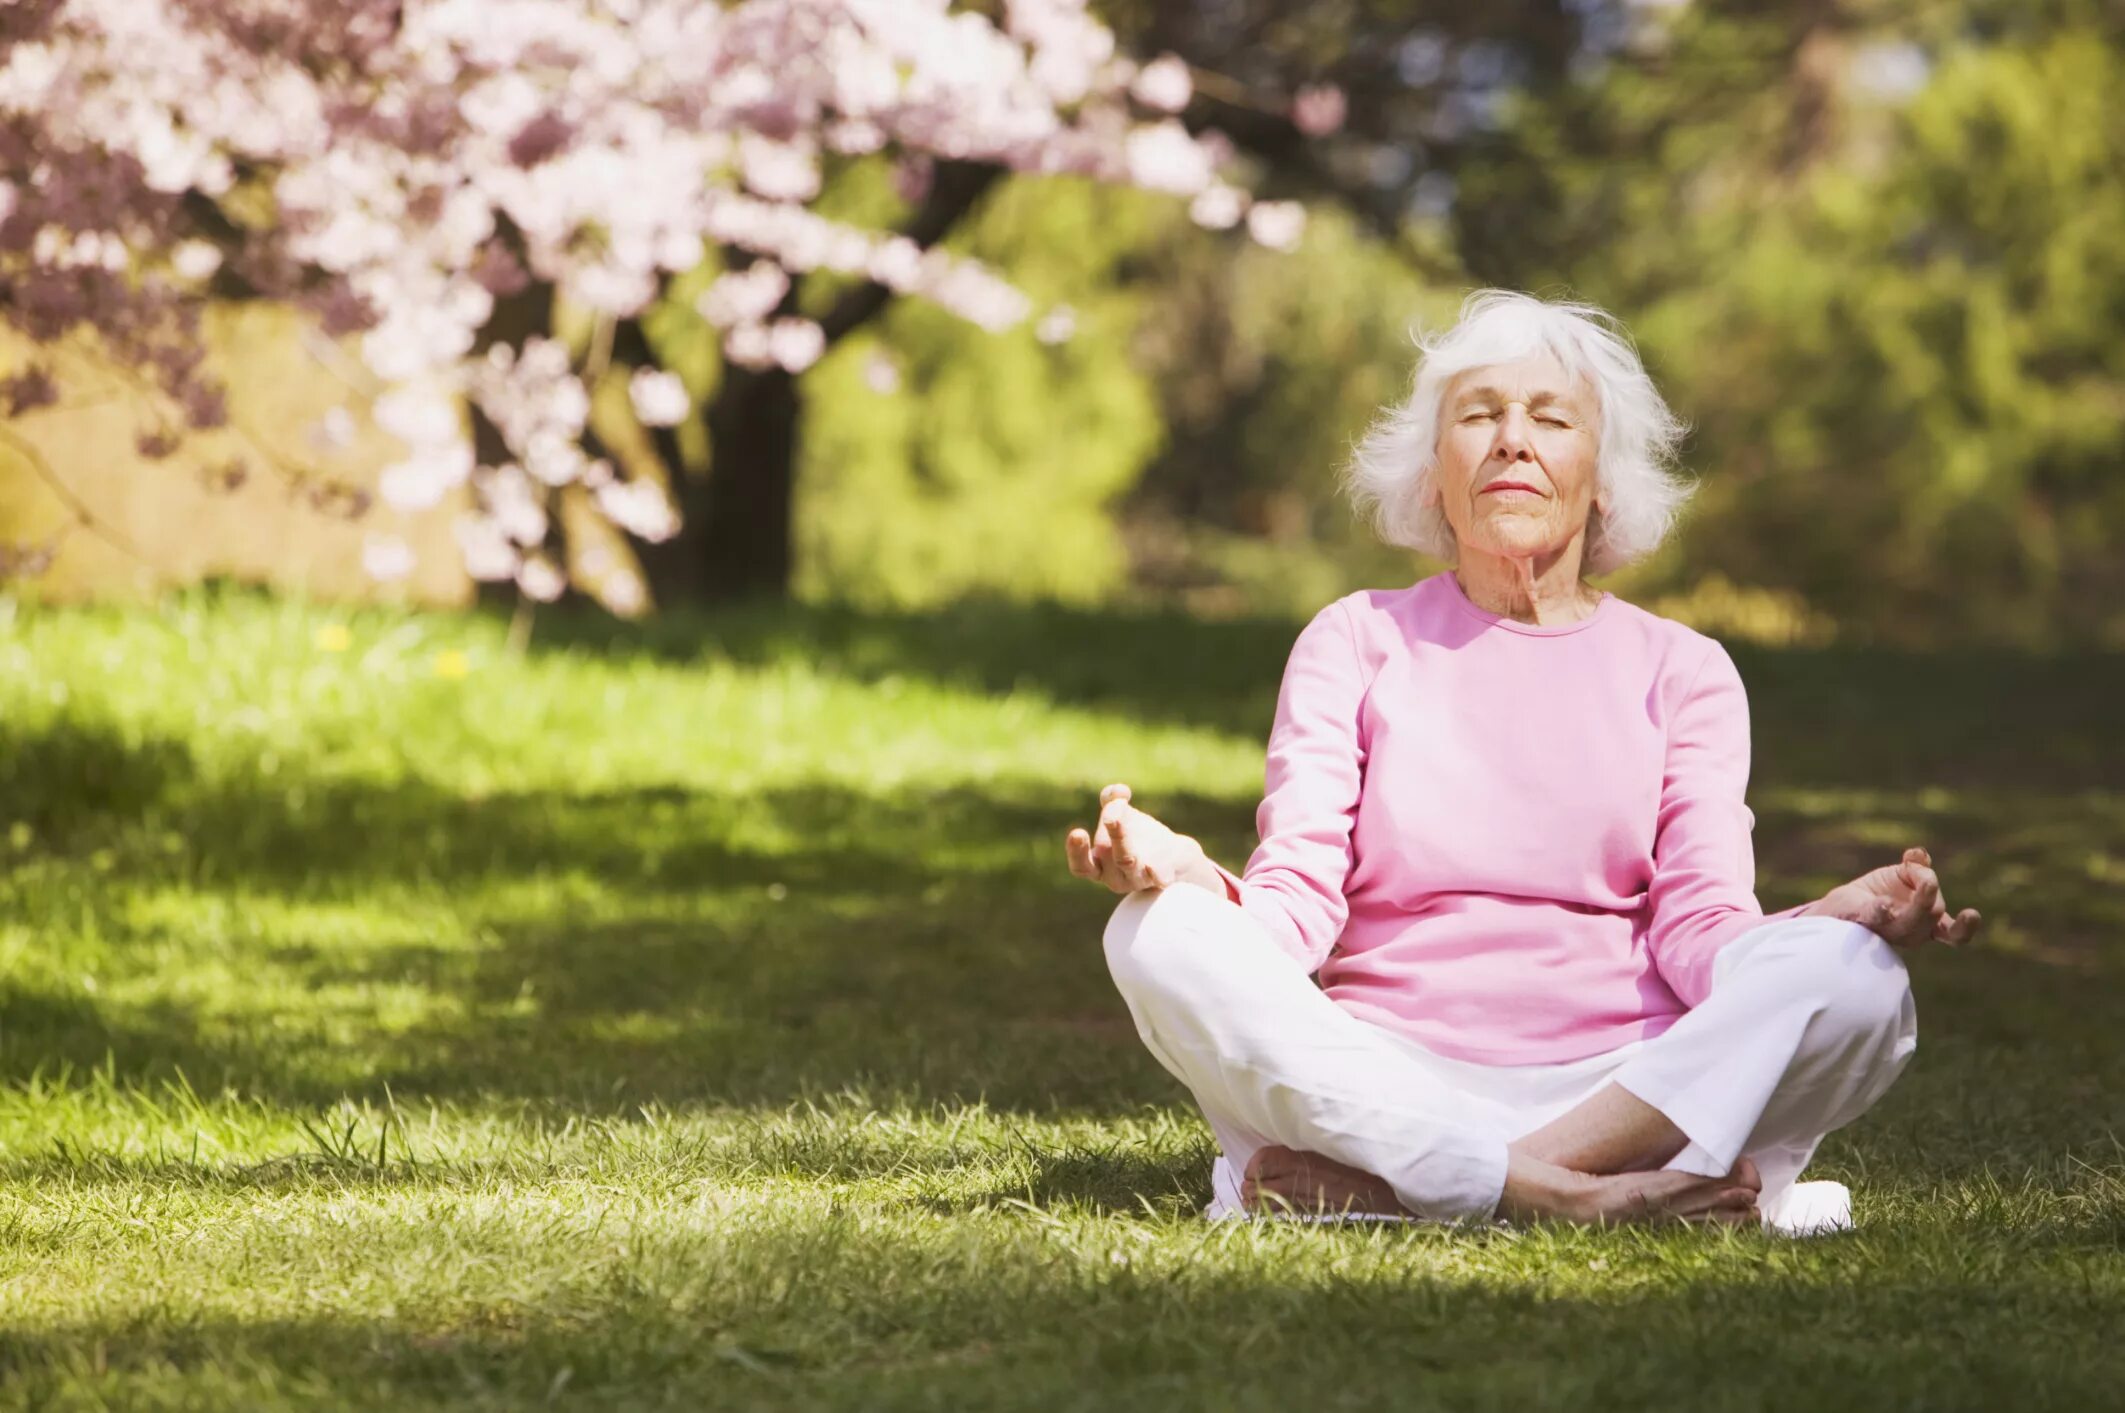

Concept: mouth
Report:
left=1480, top=482, right=1542, bottom=496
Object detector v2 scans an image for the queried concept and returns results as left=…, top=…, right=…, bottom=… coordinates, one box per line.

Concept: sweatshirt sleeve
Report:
left=1644, top=640, right=1809, bottom=1007
left=1206, top=599, right=1369, bottom=973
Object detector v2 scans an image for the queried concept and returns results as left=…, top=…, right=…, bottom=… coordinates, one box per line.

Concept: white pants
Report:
left=1103, top=882, right=1917, bottom=1233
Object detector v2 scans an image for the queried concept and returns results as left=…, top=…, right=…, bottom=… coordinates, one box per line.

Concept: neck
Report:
left=1453, top=543, right=1601, bottom=626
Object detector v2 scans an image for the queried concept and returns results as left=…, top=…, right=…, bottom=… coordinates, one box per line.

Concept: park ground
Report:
left=0, top=588, right=2121, bottom=1409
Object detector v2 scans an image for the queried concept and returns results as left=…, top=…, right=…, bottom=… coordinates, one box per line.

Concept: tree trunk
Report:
left=635, top=162, right=1002, bottom=607
left=641, top=364, right=800, bottom=605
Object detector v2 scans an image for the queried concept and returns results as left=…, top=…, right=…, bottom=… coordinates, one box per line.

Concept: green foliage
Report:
left=1123, top=205, right=1462, bottom=614
left=0, top=591, right=2121, bottom=1406
left=795, top=177, right=1173, bottom=609
left=1460, top=11, right=2125, bottom=647
left=793, top=169, right=1467, bottom=619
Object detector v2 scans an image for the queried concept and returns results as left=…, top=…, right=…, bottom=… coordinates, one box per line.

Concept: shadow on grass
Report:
left=0, top=1124, right=1223, bottom=1218
left=922, top=1136, right=1215, bottom=1218
left=2, top=1229, right=2123, bottom=1409
left=508, top=594, right=2125, bottom=790
left=0, top=716, right=1240, bottom=1113
left=4, top=614, right=2123, bottom=1148
left=518, top=591, right=1303, bottom=740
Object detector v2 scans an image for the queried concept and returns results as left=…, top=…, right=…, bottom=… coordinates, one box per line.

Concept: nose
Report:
left=1491, top=403, right=1536, bottom=463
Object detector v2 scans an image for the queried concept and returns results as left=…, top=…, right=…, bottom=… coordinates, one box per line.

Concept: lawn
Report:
left=0, top=588, right=2120, bottom=1410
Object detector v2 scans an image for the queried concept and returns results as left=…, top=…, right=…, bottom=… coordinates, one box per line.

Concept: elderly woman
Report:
left=1064, top=290, right=1981, bottom=1232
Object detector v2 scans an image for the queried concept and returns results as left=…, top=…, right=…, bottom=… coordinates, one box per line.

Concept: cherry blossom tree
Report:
left=0, top=0, right=1332, bottom=609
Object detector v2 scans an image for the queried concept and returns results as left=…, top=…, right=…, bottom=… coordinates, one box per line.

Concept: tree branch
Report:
left=0, top=423, right=158, bottom=569
left=816, top=159, right=1006, bottom=349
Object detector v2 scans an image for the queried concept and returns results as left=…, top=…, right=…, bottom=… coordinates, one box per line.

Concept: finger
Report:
left=1100, top=782, right=1132, bottom=807
left=1065, top=828, right=1095, bottom=878
left=1106, top=806, right=1137, bottom=870
left=1897, top=894, right=1935, bottom=946
left=1892, top=868, right=1938, bottom=939
left=1091, top=804, right=1119, bottom=860
left=1939, top=907, right=1982, bottom=946
left=1904, top=846, right=1930, bottom=868
left=1088, top=841, right=1127, bottom=891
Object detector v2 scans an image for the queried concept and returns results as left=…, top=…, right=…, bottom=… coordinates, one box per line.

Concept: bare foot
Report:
left=1500, top=1153, right=1764, bottom=1228
left=1240, top=1146, right=1764, bottom=1228
left=1241, top=1145, right=1410, bottom=1218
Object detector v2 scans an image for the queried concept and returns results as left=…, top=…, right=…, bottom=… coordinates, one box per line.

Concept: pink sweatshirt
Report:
left=1208, top=569, right=1808, bottom=1066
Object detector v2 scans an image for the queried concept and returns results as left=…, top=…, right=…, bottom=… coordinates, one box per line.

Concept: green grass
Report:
left=0, top=587, right=2120, bottom=1410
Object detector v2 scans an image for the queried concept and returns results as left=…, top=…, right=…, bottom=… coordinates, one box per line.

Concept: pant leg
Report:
left=1608, top=915, right=1918, bottom=1206
left=1103, top=883, right=1512, bottom=1223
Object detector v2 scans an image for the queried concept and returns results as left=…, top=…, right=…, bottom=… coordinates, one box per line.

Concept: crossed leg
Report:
left=1103, top=882, right=1915, bottom=1228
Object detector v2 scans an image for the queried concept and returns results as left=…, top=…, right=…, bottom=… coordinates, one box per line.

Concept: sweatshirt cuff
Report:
left=1669, top=904, right=1817, bottom=1006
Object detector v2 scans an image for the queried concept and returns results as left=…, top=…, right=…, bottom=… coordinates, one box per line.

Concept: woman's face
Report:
left=1431, top=350, right=1602, bottom=562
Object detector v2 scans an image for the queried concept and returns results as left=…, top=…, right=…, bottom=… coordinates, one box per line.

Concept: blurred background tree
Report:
left=3, top=0, right=2120, bottom=648
left=1452, top=0, right=2125, bottom=647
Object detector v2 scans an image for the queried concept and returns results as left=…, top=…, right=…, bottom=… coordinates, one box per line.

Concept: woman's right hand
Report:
left=1064, top=783, right=1206, bottom=894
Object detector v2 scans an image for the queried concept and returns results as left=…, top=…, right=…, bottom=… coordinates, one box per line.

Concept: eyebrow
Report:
left=1452, top=385, right=1580, bottom=409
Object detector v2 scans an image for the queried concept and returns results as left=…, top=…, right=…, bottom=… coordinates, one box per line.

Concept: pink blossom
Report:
left=1246, top=199, right=1308, bottom=252
left=379, top=440, right=473, bottom=510
left=867, top=237, right=924, bottom=291
left=362, top=534, right=417, bottom=581
left=594, top=478, right=680, bottom=541
left=1189, top=183, right=1246, bottom=230
left=739, top=133, right=821, bottom=202
left=1291, top=84, right=1348, bottom=137
left=171, top=241, right=224, bottom=281
left=516, top=554, right=566, bottom=602
left=767, top=318, right=826, bottom=373
left=482, top=465, right=550, bottom=545
left=0, top=0, right=1326, bottom=606
left=629, top=368, right=690, bottom=427
left=1125, top=120, right=1216, bottom=196
left=573, top=265, right=657, bottom=315
left=697, top=262, right=792, bottom=327
left=453, top=513, right=519, bottom=581
left=309, top=407, right=358, bottom=452
left=725, top=323, right=775, bottom=369
left=374, top=386, right=462, bottom=448
left=1131, top=55, right=1192, bottom=114
left=1035, top=304, right=1077, bottom=344
left=863, top=349, right=902, bottom=394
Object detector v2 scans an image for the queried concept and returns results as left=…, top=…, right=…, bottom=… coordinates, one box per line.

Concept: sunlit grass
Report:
left=0, top=587, right=2119, bottom=1409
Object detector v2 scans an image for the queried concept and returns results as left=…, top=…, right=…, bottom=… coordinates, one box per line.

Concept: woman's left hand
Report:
left=1806, top=846, right=1982, bottom=949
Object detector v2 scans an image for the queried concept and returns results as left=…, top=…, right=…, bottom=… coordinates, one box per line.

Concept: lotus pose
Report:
left=1066, top=290, right=1980, bottom=1231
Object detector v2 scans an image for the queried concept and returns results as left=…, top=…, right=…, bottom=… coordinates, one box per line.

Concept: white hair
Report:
left=1340, top=288, right=1695, bottom=576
